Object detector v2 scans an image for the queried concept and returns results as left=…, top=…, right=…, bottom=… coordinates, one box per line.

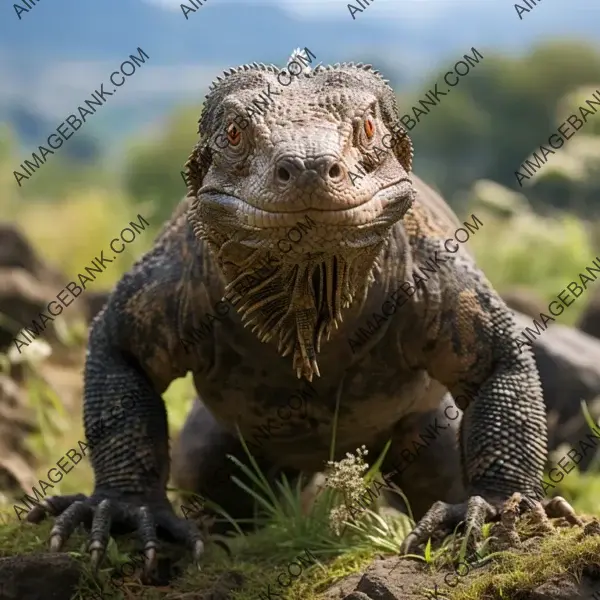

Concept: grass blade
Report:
left=230, top=476, right=277, bottom=516
left=328, top=374, right=345, bottom=462
left=235, top=425, right=280, bottom=507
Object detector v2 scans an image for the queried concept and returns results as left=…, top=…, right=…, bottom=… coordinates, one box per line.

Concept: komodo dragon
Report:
left=26, top=58, right=578, bottom=572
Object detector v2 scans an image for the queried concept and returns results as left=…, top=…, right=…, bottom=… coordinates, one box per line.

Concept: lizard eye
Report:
left=364, top=118, right=375, bottom=139
left=226, top=123, right=242, bottom=146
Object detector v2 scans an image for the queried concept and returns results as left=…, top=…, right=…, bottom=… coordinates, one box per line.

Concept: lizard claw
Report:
left=193, top=539, right=205, bottom=567
left=27, top=491, right=206, bottom=577
left=50, top=533, right=64, bottom=553
left=88, top=498, right=112, bottom=571
left=399, top=495, right=501, bottom=556
left=89, top=545, right=104, bottom=572
left=49, top=499, right=93, bottom=553
left=399, top=500, right=473, bottom=556
left=143, top=546, right=158, bottom=577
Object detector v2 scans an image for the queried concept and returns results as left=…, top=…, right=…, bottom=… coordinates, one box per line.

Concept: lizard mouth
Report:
left=198, top=178, right=413, bottom=230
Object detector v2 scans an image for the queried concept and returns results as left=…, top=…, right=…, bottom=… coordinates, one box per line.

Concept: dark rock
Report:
left=0, top=224, right=63, bottom=284
left=356, top=573, right=401, bottom=600
left=343, top=593, right=373, bottom=600
left=0, top=374, right=38, bottom=500
left=0, top=223, right=111, bottom=353
left=0, top=268, right=59, bottom=352
left=0, top=553, right=81, bottom=600
left=525, top=574, right=600, bottom=600
left=0, top=224, right=67, bottom=353
left=502, top=287, right=547, bottom=319
left=582, top=519, right=600, bottom=537
left=578, top=290, right=600, bottom=341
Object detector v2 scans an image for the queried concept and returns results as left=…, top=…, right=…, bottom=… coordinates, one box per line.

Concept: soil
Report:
left=322, top=555, right=600, bottom=600
left=2, top=550, right=599, bottom=600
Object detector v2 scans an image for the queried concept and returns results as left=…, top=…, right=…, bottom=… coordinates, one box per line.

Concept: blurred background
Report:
left=1, top=0, right=600, bottom=528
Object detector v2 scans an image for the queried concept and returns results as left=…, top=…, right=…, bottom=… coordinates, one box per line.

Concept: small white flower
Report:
left=324, top=446, right=371, bottom=533
left=7, top=336, right=52, bottom=364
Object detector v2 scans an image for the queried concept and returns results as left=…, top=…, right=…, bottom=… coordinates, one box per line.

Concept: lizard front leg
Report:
left=399, top=262, right=579, bottom=554
left=27, top=275, right=205, bottom=573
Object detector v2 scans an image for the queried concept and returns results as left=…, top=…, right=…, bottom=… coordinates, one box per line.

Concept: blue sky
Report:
left=1, top=0, right=598, bottom=142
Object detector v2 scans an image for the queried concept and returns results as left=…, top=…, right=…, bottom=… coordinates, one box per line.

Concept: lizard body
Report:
left=28, top=55, right=576, bottom=572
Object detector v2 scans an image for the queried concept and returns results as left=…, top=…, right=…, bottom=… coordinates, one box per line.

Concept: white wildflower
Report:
left=324, top=445, right=370, bottom=534
left=7, top=336, right=52, bottom=365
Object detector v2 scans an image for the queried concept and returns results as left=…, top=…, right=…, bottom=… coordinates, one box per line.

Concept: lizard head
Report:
left=186, top=53, right=416, bottom=380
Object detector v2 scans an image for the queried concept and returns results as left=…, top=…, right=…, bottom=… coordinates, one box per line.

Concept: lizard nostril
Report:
left=328, top=163, right=342, bottom=180
left=277, top=166, right=291, bottom=183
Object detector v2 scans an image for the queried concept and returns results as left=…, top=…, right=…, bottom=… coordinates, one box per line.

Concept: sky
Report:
left=1, top=0, right=598, bottom=145
left=143, top=0, right=447, bottom=19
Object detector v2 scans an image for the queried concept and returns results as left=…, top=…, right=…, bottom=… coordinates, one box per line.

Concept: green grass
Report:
left=469, top=209, right=596, bottom=325
left=444, top=527, right=600, bottom=600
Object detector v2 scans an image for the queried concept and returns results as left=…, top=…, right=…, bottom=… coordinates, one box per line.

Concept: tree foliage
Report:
left=403, top=40, right=600, bottom=215
left=122, top=104, right=202, bottom=224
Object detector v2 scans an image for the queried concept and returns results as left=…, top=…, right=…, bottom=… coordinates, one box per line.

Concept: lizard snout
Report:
left=274, top=155, right=347, bottom=188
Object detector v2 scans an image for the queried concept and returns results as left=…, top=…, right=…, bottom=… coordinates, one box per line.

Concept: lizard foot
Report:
left=26, top=493, right=204, bottom=575
left=399, top=497, right=491, bottom=556
left=399, top=493, right=582, bottom=556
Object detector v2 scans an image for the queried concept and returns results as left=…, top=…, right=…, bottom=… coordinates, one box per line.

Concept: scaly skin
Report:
left=27, top=56, right=578, bottom=573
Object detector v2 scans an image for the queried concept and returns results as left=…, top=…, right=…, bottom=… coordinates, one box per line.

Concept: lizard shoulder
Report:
left=93, top=208, right=220, bottom=391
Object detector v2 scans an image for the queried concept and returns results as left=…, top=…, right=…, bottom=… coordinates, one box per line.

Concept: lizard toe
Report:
left=89, top=499, right=113, bottom=571
left=85, top=498, right=205, bottom=573
left=399, top=495, right=498, bottom=557
left=27, top=491, right=205, bottom=573
left=26, top=493, right=88, bottom=523
left=50, top=499, right=94, bottom=552
left=542, top=495, right=583, bottom=526
left=134, top=506, right=160, bottom=576
left=154, top=509, right=205, bottom=568
left=399, top=500, right=467, bottom=555
left=463, top=495, right=498, bottom=550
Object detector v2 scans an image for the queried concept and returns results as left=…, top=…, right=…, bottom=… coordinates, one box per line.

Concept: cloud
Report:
left=139, top=0, right=454, bottom=21
left=142, top=0, right=345, bottom=16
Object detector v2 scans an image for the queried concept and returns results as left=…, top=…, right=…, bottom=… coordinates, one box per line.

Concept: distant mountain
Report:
left=1, top=0, right=598, bottom=149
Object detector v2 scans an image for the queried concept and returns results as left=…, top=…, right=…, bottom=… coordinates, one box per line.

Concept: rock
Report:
left=0, top=553, right=81, bottom=600
left=0, top=268, right=61, bottom=352
left=577, top=289, right=600, bottom=341
left=582, top=519, right=600, bottom=537
left=0, top=374, right=38, bottom=504
left=0, top=224, right=64, bottom=285
left=0, top=223, right=111, bottom=353
left=0, top=224, right=68, bottom=353
left=343, top=593, right=372, bottom=600
left=354, top=560, right=431, bottom=600
left=356, top=573, right=401, bottom=600
left=502, top=288, right=547, bottom=320
left=525, top=575, right=600, bottom=600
